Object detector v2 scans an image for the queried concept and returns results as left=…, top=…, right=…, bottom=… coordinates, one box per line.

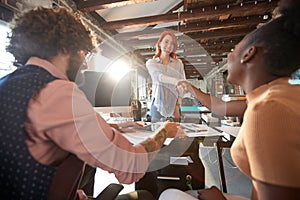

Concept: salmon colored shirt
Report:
left=24, top=57, right=149, bottom=184
left=231, top=78, right=300, bottom=188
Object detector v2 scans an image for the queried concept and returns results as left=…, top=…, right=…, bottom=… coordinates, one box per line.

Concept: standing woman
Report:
left=146, top=31, right=186, bottom=122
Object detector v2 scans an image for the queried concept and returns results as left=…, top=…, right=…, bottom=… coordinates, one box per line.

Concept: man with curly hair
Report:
left=0, top=6, right=180, bottom=200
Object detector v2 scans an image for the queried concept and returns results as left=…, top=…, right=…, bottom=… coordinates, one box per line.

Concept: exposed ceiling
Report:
left=73, top=0, right=279, bottom=79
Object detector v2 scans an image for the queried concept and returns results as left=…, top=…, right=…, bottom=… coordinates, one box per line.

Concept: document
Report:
left=215, top=126, right=241, bottom=137
left=170, top=156, right=194, bottom=166
left=123, top=130, right=156, bottom=145
left=180, top=123, right=226, bottom=137
left=123, top=123, right=226, bottom=145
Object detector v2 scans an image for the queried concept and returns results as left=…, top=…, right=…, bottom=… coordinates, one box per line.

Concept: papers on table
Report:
left=214, top=126, right=241, bottom=137
left=123, top=130, right=156, bottom=145
left=123, top=123, right=226, bottom=145
left=180, top=123, right=225, bottom=137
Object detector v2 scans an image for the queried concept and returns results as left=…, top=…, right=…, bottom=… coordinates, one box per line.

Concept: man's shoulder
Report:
left=42, top=79, right=78, bottom=95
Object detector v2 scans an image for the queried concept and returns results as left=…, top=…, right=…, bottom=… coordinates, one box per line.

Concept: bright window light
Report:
left=107, top=59, right=131, bottom=81
left=0, top=21, right=16, bottom=78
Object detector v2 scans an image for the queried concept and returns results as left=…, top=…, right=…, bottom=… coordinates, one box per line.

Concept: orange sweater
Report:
left=231, top=77, right=300, bottom=188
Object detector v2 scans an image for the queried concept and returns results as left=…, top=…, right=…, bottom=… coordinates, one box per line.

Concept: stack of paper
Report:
left=180, top=123, right=226, bottom=137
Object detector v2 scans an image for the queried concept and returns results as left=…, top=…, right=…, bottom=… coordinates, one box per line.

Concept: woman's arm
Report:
left=146, top=59, right=184, bottom=85
left=172, top=99, right=181, bottom=122
left=178, top=80, right=247, bottom=117
left=253, top=179, right=300, bottom=200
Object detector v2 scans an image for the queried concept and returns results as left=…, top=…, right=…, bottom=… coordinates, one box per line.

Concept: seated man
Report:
left=0, top=6, right=181, bottom=200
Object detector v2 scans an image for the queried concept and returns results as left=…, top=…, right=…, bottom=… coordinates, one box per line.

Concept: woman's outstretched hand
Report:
left=176, top=80, right=194, bottom=95
left=197, top=186, right=226, bottom=200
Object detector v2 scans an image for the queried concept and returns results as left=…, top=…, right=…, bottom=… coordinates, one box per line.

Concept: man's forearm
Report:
left=140, top=127, right=167, bottom=152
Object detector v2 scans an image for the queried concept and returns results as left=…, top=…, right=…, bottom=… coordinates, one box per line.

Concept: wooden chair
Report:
left=48, top=154, right=124, bottom=200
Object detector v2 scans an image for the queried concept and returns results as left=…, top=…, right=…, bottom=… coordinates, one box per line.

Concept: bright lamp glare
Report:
left=107, top=60, right=131, bottom=80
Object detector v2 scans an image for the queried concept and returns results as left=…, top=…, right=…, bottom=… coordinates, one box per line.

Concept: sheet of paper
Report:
left=215, top=126, right=241, bottom=137
left=170, top=156, right=194, bottom=166
left=122, top=123, right=163, bottom=145
left=123, top=131, right=156, bottom=145
left=180, top=123, right=226, bottom=137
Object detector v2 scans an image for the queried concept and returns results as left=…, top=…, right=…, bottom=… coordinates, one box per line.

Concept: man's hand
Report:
left=177, top=80, right=193, bottom=94
left=109, top=121, right=143, bottom=133
left=163, top=121, right=185, bottom=138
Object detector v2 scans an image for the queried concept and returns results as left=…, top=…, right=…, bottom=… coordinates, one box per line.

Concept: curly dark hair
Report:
left=6, top=6, right=96, bottom=66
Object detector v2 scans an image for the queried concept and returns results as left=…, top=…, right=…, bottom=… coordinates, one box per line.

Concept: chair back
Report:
left=48, top=154, right=85, bottom=200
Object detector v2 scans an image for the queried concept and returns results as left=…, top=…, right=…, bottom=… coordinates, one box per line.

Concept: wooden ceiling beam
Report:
left=88, top=11, right=119, bottom=37
left=179, top=43, right=235, bottom=53
left=185, top=0, right=238, bottom=10
left=205, top=47, right=233, bottom=55
left=181, top=57, right=223, bottom=63
left=119, top=27, right=249, bottom=49
left=129, top=36, right=241, bottom=53
left=188, top=26, right=255, bottom=41
left=177, top=15, right=270, bottom=34
left=185, top=69, right=202, bottom=74
left=184, top=68, right=212, bottom=79
left=156, top=15, right=269, bottom=34
left=199, top=36, right=243, bottom=46
left=137, top=44, right=233, bottom=58
left=113, top=14, right=268, bottom=40
left=185, top=65, right=216, bottom=70
left=101, top=1, right=277, bottom=30
left=77, top=0, right=156, bottom=12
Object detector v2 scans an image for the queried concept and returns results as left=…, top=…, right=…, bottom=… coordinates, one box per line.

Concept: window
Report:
left=0, top=20, right=15, bottom=79
left=289, top=69, right=300, bottom=85
left=138, top=73, right=146, bottom=100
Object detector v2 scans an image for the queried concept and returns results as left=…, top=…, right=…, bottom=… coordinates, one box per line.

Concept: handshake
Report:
left=175, top=79, right=194, bottom=97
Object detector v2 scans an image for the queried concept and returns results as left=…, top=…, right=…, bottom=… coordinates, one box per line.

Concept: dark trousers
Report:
left=80, top=164, right=97, bottom=196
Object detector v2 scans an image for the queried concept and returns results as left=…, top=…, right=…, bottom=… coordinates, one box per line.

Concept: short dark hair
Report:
left=6, top=7, right=96, bottom=66
left=242, top=5, right=300, bottom=77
